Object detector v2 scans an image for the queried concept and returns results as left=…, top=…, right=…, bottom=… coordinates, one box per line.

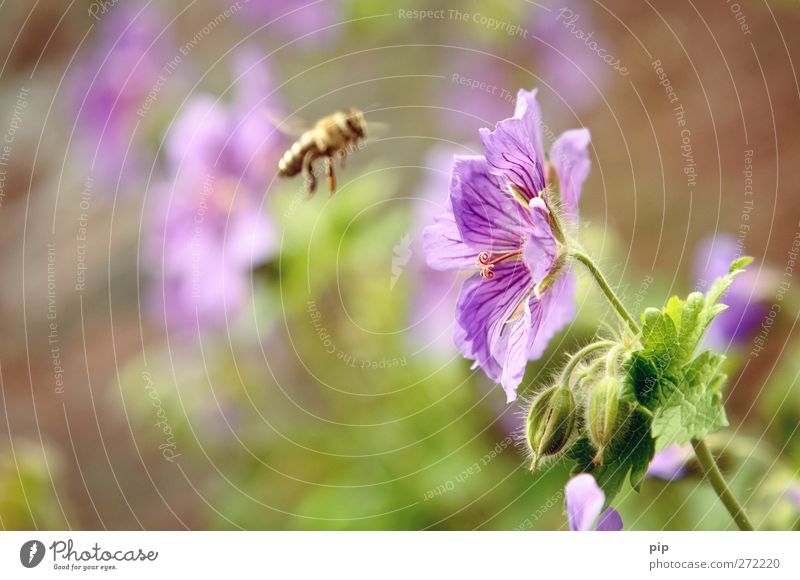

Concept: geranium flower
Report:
left=565, top=473, right=622, bottom=531
left=423, top=89, right=590, bottom=402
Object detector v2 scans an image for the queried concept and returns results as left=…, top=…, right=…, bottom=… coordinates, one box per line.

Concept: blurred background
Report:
left=1, top=0, right=799, bottom=530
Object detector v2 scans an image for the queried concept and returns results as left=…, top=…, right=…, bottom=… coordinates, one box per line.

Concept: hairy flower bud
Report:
left=587, top=376, right=622, bottom=465
left=525, top=385, right=576, bottom=471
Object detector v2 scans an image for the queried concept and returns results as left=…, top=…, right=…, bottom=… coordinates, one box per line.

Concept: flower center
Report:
left=476, top=249, right=523, bottom=279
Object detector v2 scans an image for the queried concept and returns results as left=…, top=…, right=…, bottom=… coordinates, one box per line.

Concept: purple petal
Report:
left=647, top=444, right=692, bottom=480
left=596, top=508, right=624, bottom=531
left=566, top=473, right=606, bottom=531
left=550, top=128, right=591, bottom=216
left=529, top=270, right=577, bottom=359
left=492, top=300, right=533, bottom=402
left=423, top=202, right=480, bottom=271
left=479, top=89, right=546, bottom=200
left=454, top=261, right=533, bottom=398
left=450, top=156, right=531, bottom=253
left=522, top=197, right=558, bottom=285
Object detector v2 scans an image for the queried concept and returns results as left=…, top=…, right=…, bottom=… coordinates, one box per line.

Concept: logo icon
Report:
left=20, top=540, right=45, bottom=568
left=390, top=234, right=413, bottom=289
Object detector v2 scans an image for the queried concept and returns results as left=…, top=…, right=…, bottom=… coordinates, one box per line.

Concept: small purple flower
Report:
left=647, top=444, right=692, bottom=480
left=694, top=234, right=773, bottom=351
left=565, top=473, right=622, bottom=531
left=146, top=48, right=279, bottom=332
left=529, top=1, right=611, bottom=112
left=71, top=2, right=171, bottom=192
left=237, top=0, right=341, bottom=45
left=423, top=89, right=591, bottom=402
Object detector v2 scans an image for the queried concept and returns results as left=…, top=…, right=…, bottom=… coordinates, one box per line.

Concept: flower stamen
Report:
left=477, top=249, right=522, bottom=279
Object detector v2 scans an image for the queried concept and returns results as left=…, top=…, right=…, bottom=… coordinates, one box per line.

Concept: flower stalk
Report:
left=691, top=438, right=754, bottom=531
left=569, top=249, right=640, bottom=334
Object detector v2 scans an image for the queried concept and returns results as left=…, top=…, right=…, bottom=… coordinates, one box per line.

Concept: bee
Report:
left=276, top=108, right=367, bottom=195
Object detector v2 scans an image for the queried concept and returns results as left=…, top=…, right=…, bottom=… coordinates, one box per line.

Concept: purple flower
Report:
left=694, top=234, right=773, bottom=350
left=529, top=1, right=611, bottom=112
left=237, top=0, right=341, bottom=45
left=146, top=49, right=279, bottom=332
left=785, top=485, right=800, bottom=512
left=647, top=444, right=692, bottom=480
left=423, top=89, right=591, bottom=402
left=71, top=2, right=171, bottom=192
left=566, top=473, right=622, bottom=531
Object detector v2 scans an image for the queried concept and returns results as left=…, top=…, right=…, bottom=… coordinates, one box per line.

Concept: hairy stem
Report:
left=558, top=340, right=616, bottom=385
left=691, top=438, right=754, bottom=531
left=570, top=249, right=640, bottom=334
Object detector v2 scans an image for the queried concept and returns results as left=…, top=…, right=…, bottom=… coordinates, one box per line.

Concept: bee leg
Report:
left=325, top=156, right=336, bottom=194
left=302, top=150, right=317, bottom=195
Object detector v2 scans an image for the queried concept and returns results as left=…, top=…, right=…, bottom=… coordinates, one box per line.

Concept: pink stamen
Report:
left=476, top=249, right=522, bottom=279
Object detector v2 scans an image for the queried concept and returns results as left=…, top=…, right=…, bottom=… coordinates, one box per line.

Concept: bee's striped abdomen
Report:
left=277, top=131, right=315, bottom=177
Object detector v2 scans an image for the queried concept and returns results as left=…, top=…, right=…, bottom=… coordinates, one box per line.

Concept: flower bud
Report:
left=525, top=385, right=576, bottom=471
left=587, top=376, right=622, bottom=465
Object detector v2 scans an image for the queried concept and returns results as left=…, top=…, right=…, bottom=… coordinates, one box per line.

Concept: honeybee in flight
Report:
left=276, top=108, right=367, bottom=195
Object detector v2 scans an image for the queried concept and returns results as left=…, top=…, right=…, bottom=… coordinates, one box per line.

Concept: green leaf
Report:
left=567, top=408, right=655, bottom=502
left=622, top=257, right=749, bottom=450
left=650, top=351, right=728, bottom=449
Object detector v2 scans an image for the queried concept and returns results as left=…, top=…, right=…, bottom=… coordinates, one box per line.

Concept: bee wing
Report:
left=365, top=121, right=389, bottom=137
left=262, top=108, right=312, bottom=138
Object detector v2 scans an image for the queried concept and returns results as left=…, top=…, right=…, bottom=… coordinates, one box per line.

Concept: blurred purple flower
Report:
left=694, top=234, right=772, bottom=351
left=147, top=49, right=280, bottom=332
left=237, top=0, right=341, bottom=45
left=423, top=89, right=590, bottom=402
left=529, top=0, right=611, bottom=112
left=565, top=473, right=622, bottom=531
left=647, top=444, right=692, bottom=480
left=439, top=50, right=514, bottom=138
left=72, top=2, right=170, bottom=192
left=785, top=485, right=800, bottom=512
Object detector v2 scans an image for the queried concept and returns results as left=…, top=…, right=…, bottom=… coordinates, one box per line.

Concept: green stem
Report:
left=691, top=438, right=754, bottom=531
left=558, top=340, right=615, bottom=385
left=570, top=249, right=640, bottom=334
